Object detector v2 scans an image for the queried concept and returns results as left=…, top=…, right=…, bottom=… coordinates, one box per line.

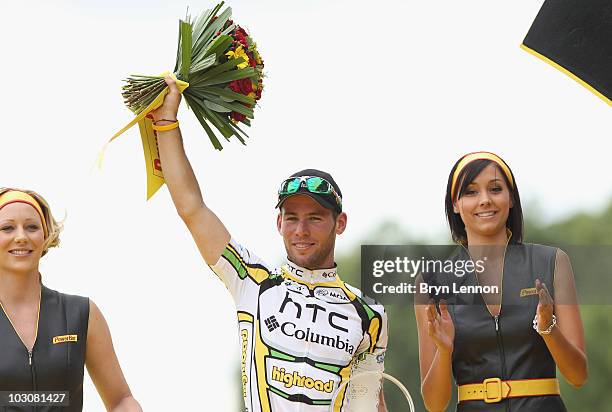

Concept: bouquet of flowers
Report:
left=107, top=2, right=264, bottom=198
left=122, top=2, right=264, bottom=149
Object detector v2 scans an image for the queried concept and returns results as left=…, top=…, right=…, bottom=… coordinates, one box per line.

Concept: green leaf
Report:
left=201, top=2, right=225, bottom=33
left=193, top=6, right=232, bottom=58
left=203, top=35, right=233, bottom=59
left=202, top=95, right=254, bottom=117
left=190, top=57, right=244, bottom=81
left=203, top=100, right=232, bottom=113
left=190, top=54, right=216, bottom=73
left=200, top=7, right=232, bottom=48
left=191, top=4, right=219, bottom=44
left=199, top=68, right=256, bottom=86
left=232, top=121, right=250, bottom=136
left=227, top=121, right=248, bottom=145
left=219, top=23, right=236, bottom=37
left=197, top=86, right=255, bottom=105
left=186, top=96, right=224, bottom=150
left=202, top=105, right=234, bottom=139
left=182, top=88, right=209, bottom=101
left=191, top=3, right=224, bottom=49
left=180, top=20, right=193, bottom=81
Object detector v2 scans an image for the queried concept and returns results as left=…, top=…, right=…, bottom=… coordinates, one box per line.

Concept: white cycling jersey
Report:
left=210, top=239, right=388, bottom=411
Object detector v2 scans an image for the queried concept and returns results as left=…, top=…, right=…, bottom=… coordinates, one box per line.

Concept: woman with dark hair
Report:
left=0, top=188, right=142, bottom=411
left=415, top=152, right=587, bottom=411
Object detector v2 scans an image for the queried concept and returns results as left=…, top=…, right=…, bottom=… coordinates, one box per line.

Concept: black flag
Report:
left=522, top=0, right=612, bottom=106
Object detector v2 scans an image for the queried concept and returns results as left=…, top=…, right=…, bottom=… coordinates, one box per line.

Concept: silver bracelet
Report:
left=533, top=314, right=556, bottom=335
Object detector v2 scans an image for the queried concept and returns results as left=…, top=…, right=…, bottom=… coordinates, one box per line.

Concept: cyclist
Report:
left=151, top=76, right=389, bottom=411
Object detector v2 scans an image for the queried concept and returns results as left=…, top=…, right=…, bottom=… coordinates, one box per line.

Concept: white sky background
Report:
left=1, top=0, right=611, bottom=410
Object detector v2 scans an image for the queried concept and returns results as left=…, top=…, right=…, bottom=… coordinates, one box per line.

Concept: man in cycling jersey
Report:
left=152, top=77, right=388, bottom=411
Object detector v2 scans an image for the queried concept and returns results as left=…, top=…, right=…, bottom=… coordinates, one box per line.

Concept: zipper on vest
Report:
left=494, top=314, right=509, bottom=411
left=494, top=315, right=507, bottom=376
left=29, top=348, right=37, bottom=412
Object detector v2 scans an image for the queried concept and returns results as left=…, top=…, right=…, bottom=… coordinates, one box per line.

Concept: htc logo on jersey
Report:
left=285, top=264, right=336, bottom=280
left=279, top=292, right=349, bottom=332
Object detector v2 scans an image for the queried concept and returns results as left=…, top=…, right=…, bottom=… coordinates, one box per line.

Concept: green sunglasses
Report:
left=278, top=176, right=342, bottom=206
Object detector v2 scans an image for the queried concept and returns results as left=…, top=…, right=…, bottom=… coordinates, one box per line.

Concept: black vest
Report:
left=427, top=243, right=567, bottom=412
left=0, top=285, right=89, bottom=412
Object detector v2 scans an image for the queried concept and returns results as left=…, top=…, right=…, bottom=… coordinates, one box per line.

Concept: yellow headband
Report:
left=0, top=191, right=49, bottom=238
left=451, top=152, right=514, bottom=200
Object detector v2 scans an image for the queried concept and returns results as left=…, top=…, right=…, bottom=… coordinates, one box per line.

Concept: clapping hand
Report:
left=535, top=278, right=555, bottom=332
left=426, top=299, right=455, bottom=355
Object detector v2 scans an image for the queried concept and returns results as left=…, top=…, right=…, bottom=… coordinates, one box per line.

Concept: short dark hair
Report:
left=279, top=202, right=340, bottom=220
left=444, top=159, right=523, bottom=244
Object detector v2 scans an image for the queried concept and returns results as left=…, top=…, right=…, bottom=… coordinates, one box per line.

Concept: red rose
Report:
left=234, top=27, right=249, bottom=47
left=231, top=111, right=246, bottom=122
left=228, top=78, right=253, bottom=95
left=248, top=52, right=257, bottom=68
left=228, top=81, right=238, bottom=93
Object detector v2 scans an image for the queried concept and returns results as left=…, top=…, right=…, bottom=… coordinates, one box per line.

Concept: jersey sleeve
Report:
left=357, top=298, right=388, bottom=357
left=209, top=238, right=275, bottom=304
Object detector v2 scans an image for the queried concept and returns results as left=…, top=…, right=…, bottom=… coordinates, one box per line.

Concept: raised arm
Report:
left=151, top=76, right=230, bottom=265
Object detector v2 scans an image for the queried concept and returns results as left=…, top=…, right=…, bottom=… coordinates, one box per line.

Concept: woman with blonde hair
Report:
left=415, top=152, right=587, bottom=411
left=0, top=188, right=142, bottom=411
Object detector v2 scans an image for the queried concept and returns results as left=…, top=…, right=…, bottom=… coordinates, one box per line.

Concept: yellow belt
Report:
left=458, top=377, right=560, bottom=403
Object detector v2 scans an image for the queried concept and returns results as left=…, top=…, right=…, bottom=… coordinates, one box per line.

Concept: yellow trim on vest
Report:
left=521, top=44, right=612, bottom=107
left=0, top=287, right=41, bottom=352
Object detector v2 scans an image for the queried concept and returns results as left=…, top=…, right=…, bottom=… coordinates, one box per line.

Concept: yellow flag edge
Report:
left=97, top=72, right=189, bottom=199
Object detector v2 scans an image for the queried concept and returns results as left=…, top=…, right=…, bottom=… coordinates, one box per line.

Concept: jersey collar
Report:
left=283, top=260, right=338, bottom=284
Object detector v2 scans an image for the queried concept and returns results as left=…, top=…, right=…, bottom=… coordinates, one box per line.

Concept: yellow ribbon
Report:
left=99, top=72, right=189, bottom=200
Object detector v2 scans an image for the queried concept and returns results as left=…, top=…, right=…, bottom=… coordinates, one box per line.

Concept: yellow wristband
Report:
left=152, top=120, right=179, bottom=132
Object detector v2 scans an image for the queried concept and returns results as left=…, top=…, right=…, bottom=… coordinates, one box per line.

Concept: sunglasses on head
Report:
left=278, top=176, right=342, bottom=206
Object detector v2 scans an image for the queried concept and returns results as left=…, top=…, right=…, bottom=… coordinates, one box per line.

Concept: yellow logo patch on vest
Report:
left=52, top=335, right=78, bottom=344
left=520, top=287, right=538, bottom=297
